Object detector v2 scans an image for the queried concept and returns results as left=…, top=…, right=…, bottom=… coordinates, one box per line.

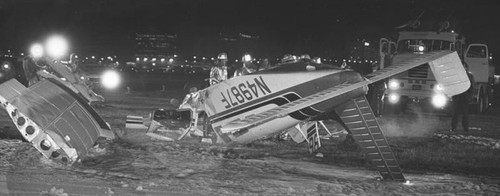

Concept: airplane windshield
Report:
left=397, top=39, right=453, bottom=53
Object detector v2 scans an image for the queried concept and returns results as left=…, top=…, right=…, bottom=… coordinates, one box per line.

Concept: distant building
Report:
left=133, top=33, right=178, bottom=68
left=219, top=32, right=260, bottom=61
left=347, top=40, right=379, bottom=63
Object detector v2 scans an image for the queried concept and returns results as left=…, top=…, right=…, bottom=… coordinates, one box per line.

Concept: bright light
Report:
left=434, top=84, right=444, bottom=92
left=417, top=45, right=425, bottom=52
left=174, top=54, right=178, bottom=58
left=152, top=58, right=157, bottom=61
left=3, top=63, right=9, bottom=69
left=313, top=57, right=321, bottom=64
left=364, top=42, right=370, bottom=46
left=46, top=35, right=68, bottom=58
left=30, top=43, right=44, bottom=58
left=243, top=54, right=252, bottom=62
left=92, top=56, right=95, bottom=59
left=136, top=57, right=140, bottom=61
left=101, top=70, right=121, bottom=89
left=432, top=94, right=447, bottom=108
left=169, top=58, right=174, bottom=63
left=161, top=58, right=165, bottom=62
left=388, top=79, right=399, bottom=90
left=388, top=93, right=400, bottom=104
left=143, top=58, right=147, bottom=62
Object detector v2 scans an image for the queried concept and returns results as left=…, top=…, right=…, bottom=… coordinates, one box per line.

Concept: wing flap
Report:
left=428, top=52, right=470, bottom=96
left=221, top=50, right=459, bottom=132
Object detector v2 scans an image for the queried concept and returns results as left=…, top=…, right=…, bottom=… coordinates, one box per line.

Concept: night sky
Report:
left=0, top=0, right=499, bottom=60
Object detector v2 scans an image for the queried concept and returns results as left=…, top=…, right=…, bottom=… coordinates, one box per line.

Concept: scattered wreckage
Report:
left=0, top=38, right=116, bottom=165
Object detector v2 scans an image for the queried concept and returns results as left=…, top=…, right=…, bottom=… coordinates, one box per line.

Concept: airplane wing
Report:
left=221, top=50, right=466, bottom=132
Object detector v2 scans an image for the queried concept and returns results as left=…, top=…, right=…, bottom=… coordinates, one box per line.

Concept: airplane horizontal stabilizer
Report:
left=221, top=50, right=457, bottom=133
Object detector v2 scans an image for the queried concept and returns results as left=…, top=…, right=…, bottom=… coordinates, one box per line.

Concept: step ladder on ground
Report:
left=339, top=96, right=406, bottom=181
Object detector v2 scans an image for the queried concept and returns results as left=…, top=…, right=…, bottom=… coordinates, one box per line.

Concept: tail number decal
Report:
left=221, top=76, right=271, bottom=109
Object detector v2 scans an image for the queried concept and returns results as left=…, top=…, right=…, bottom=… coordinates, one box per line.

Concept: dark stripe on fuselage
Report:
left=210, top=71, right=341, bottom=122
left=211, top=92, right=308, bottom=123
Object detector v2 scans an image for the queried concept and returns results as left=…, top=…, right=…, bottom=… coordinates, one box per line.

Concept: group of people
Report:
left=209, top=52, right=261, bottom=86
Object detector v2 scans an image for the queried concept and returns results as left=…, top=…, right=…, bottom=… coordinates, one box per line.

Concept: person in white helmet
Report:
left=233, top=53, right=256, bottom=77
left=209, top=52, right=229, bottom=85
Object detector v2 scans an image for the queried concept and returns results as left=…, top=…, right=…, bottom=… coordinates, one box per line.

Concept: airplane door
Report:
left=464, top=44, right=489, bottom=83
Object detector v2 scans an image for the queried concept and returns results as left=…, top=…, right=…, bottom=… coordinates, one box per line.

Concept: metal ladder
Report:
left=339, top=96, right=406, bottom=181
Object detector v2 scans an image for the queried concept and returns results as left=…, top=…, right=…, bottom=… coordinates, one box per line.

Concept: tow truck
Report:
left=379, top=26, right=495, bottom=114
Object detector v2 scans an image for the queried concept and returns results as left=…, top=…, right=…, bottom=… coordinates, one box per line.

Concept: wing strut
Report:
left=338, top=96, right=405, bottom=181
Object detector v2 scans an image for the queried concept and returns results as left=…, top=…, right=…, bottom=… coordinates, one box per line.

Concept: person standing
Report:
left=233, top=54, right=256, bottom=77
left=209, top=52, right=229, bottom=86
left=451, top=64, right=475, bottom=132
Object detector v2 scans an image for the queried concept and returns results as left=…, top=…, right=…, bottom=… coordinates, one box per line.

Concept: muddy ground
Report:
left=1, top=91, right=500, bottom=195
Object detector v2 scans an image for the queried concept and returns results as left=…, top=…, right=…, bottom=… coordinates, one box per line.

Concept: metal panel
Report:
left=0, top=79, right=113, bottom=164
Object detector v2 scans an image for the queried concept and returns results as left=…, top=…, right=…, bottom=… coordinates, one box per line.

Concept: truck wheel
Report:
left=483, top=92, right=489, bottom=114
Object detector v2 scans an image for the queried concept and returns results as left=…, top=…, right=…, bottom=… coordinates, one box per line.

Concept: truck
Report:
left=379, top=30, right=495, bottom=114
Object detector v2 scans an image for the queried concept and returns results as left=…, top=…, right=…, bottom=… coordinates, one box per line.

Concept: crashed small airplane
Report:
left=128, top=51, right=471, bottom=181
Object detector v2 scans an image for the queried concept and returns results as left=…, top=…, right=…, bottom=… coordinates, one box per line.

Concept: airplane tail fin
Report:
left=0, top=79, right=114, bottom=164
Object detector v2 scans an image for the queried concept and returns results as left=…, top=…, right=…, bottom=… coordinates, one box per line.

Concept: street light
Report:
left=30, top=43, right=44, bottom=58
left=46, top=35, right=68, bottom=59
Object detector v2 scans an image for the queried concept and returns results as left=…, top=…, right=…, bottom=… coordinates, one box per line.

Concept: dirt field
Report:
left=1, top=89, right=500, bottom=195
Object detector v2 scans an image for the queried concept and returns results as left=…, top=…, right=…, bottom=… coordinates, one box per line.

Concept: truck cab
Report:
left=380, top=31, right=494, bottom=114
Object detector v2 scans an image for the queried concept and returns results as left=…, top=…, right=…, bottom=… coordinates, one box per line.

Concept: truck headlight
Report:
left=388, top=79, right=399, bottom=90
left=101, top=70, right=121, bottom=89
left=434, top=84, right=444, bottom=92
left=417, top=45, right=425, bottom=52
left=431, top=94, right=447, bottom=108
left=388, top=93, right=400, bottom=104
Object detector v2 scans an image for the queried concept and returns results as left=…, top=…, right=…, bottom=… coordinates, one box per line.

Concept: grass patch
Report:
left=389, top=137, right=500, bottom=176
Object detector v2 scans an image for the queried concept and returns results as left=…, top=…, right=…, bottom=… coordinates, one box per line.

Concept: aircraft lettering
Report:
left=255, top=76, right=271, bottom=95
left=231, top=87, right=245, bottom=103
left=238, top=83, right=253, bottom=100
left=246, top=81, right=258, bottom=97
left=220, top=76, right=272, bottom=109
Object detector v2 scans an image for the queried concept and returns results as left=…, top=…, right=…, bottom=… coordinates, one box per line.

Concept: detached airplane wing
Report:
left=222, top=51, right=469, bottom=132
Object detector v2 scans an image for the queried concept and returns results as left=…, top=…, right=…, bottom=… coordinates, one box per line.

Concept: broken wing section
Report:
left=125, top=109, right=192, bottom=141
left=427, top=52, right=470, bottom=97
left=0, top=78, right=114, bottom=164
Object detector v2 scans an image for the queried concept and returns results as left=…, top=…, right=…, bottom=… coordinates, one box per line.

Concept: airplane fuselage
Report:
left=200, top=63, right=366, bottom=144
